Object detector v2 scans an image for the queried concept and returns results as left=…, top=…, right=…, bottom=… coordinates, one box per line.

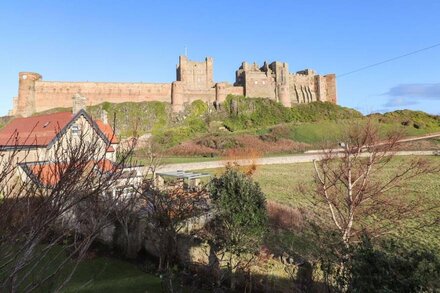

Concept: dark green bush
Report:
left=323, top=235, right=440, bottom=292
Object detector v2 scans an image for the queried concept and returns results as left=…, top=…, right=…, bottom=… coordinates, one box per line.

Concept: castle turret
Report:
left=278, top=84, right=291, bottom=107
left=171, top=81, right=185, bottom=112
left=15, top=72, right=41, bottom=117
left=215, top=82, right=229, bottom=104
left=270, top=62, right=291, bottom=106
left=325, top=74, right=337, bottom=103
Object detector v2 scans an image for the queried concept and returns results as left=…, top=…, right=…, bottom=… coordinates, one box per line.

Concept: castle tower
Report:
left=15, top=72, right=42, bottom=117
left=270, top=62, right=291, bottom=107
left=176, top=55, right=214, bottom=89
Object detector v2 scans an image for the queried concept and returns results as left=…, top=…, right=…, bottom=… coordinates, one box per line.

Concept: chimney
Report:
left=101, top=109, right=108, bottom=124
left=72, top=93, right=87, bottom=114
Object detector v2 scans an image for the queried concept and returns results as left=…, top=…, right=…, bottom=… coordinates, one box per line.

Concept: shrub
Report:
left=153, top=127, right=192, bottom=147
left=165, top=142, right=218, bottom=157
left=197, top=134, right=240, bottom=149
left=347, top=236, right=440, bottom=292
left=266, top=200, right=306, bottom=231
left=323, top=235, right=440, bottom=292
left=209, top=168, right=268, bottom=254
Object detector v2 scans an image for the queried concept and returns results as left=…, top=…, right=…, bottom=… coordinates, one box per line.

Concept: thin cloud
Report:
left=383, top=83, right=440, bottom=108
left=384, top=97, right=419, bottom=108
left=385, top=83, right=440, bottom=100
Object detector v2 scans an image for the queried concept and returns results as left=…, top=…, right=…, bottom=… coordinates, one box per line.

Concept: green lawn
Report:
left=63, top=257, right=162, bottom=293
left=6, top=248, right=162, bottom=293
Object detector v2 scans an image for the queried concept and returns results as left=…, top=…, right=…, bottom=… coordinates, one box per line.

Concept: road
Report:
left=157, top=150, right=437, bottom=172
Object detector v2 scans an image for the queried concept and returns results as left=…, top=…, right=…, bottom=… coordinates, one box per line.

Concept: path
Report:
left=157, top=150, right=436, bottom=172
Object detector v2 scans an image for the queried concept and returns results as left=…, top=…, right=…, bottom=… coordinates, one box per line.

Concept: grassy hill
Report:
left=3, top=95, right=440, bottom=157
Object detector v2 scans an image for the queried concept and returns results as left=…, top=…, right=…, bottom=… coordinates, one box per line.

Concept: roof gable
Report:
left=0, top=109, right=117, bottom=148
left=46, top=109, right=111, bottom=148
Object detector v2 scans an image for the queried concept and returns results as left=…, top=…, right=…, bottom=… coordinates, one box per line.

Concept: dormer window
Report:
left=71, top=124, right=81, bottom=135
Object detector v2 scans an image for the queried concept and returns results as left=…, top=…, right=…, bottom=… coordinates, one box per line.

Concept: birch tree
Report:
left=312, top=120, right=439, bottom=248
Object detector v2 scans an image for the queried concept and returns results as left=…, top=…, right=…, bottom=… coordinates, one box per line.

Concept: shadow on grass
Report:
left=63, top=257, right=162, bottom=293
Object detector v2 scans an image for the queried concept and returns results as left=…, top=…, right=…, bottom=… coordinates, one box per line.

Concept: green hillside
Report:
left=3, top=95, right=440, bottom=157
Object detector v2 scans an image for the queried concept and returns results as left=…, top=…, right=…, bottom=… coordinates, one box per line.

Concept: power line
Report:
left=338, top=41, right=440, bottom=78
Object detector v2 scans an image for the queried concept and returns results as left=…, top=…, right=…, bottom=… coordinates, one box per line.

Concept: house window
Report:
left=71, top=124, right=81, bottom=135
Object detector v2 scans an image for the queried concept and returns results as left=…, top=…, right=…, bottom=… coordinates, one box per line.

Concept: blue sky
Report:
left=1, top=0, right=440, bottom=115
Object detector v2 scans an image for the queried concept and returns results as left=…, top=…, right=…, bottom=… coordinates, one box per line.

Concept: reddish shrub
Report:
left=165, top=134, right=310, bottom=157
left=165, top=141, right=219, bottom=156
left=234, top=135, right=309, bottom=155
left=266, top=200, right=306, bottom=231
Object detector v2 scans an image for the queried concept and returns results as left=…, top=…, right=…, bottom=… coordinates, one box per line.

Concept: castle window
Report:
left=254, top=81, right=258, bottom=84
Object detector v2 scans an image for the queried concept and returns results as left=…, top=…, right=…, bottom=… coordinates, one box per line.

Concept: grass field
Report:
left=199, top=156, right=440, bottom=258
left=252, top=156, right=440, bottom=257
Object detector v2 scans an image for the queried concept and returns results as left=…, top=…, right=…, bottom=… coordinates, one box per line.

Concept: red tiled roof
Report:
left=21, top=159, right=117, bottom=187
left=0, top=111, right=118, bottom=147
left=28, top=162, right=68, bottom=187
left=95, top=119, right=119, bottom=143
left=0, top=112, right=73, bottom=146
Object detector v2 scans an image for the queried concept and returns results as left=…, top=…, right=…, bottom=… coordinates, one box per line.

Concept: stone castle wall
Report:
left=12, top=56, right=336, bottom=117
left=34, top=81, right=172, bottom=112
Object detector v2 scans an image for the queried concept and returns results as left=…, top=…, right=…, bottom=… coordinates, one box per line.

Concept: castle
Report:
left=11, top=56, right=337, bottom=117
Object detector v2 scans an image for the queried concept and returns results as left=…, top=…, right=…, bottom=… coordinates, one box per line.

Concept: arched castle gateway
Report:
left=11, top=56, right=337, bottom=117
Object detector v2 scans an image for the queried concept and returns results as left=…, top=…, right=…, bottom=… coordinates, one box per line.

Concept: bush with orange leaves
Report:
left=222, top=147, right=262, bottom=176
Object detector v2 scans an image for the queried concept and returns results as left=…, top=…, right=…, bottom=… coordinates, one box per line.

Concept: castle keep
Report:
left=12, top=56, right=337, bottom=117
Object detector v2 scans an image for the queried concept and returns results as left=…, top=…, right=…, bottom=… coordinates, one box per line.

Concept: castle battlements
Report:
left=11, top=56, right=336, bottom=117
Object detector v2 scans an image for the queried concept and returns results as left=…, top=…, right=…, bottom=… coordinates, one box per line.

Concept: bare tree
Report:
left=311, top=120, right=439, bottom=249
left=0, top=123, right=135, bottom=292
left=140, top=180, right=210, bottom=272
left=111, top=138, right=162, bottom=259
